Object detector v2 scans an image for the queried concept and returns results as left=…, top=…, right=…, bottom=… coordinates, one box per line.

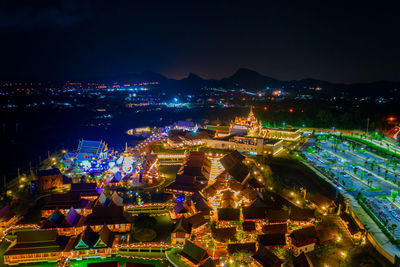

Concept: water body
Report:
left=0, top=106, right=246, bottom=180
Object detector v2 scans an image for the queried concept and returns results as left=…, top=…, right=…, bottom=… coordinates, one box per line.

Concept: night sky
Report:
left=0, top=0, right=399, bottom=83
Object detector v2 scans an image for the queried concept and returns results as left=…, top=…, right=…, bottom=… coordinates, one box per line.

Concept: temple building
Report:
left=165, top=151, right=209, bottom=195
left=3, top=230, right=70, bottom=265
left=227, top=106, right=302, bottom=142
left=179, top=240, right=211, bottom=266
left=84, top=206, right=131, bottom=232
left=41, top=192, right=93, bottom=217
left=37, top=168, right=63, bottom=191
left=76, top=139, right=108, bottom=161
left=70, top=183, right=103, bottom=200
left=72, top=225, right=115, bottom=259
left=171, top=216, right=192, bottom=244
left=41, top=207, right=85, bottom=235
left=233, top=105, right=260, bottom=128
left=289, top=226, right=318, bottom=256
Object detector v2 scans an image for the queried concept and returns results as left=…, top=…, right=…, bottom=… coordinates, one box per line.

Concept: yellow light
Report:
left=322, top=206, right=326, bottom=210
left=290, top=192, right=294, bottom=196
left=341, top=251, right=346, bottom=257
left=296, top=200, right=300, bottom=204
left=19, top=184, right=24, bottom=188
left=52, top=157, right=56, bottom=161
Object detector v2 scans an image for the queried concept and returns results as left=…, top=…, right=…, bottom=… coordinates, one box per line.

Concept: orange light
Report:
left=242, top=97, right=246, bottom=101
left=289, top=108, right=293, bottom=113
left=264, top=106, right=267, bottom=111
left=388, top=117, right=396, bottom=122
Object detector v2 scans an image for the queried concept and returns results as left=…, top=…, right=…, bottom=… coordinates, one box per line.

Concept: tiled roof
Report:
left=253, top=244, right=282, bottom=267
left=217, top=208, right=240, bottom=221
left=84, top=206, right=130, bottom=225
left=258, top=233, right=286, bottom=246
left=180, top=240, right=208, bottom=265
left=38, top=168, right=61, bottom=177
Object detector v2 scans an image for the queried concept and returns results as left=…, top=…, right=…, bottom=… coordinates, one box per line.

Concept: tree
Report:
left=273, top=247, right=295, bottom=266
left=300, top=187, right=307, bottom=200
left=231, top=250, right=252, bottom=266
left=235, top=231, right=247, bottom=242
left=392, top=191, right=398, bottom=202
left=392, top=224, right=398, bottom=237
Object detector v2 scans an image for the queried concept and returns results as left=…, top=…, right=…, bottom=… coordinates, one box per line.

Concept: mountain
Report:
left=76, top=68, right=400, bottom=97
left=220, top=68, right=282, bottom=89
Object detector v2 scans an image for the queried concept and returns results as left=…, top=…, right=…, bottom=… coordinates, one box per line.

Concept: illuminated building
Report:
left=173, top=121, right=198, bottom=132
left=41, top=207, right=85, bottom=236
left=289, top=226, right=318, bottom=256
left=203, top=153, right=225, bottom=181
left=204, top=136, right=283, bottom=155
left=37, top=168, right=63, bottom=191
left=233, top=105, right=259, bottom=128
left=69, top=183, right=103, bottom=201
left=84, top=206, right=131, bottom=232
left=3, top=230, right=68, bottom=265
left=171, top=216, right=192, bottom=244
left=164, top=151, right=209, bottom=195
left=41, top=192, right=93, bottom=217
left=76, top=140, right=108, bottom=161
left=72, top=225, right=115, bottom=259
left=253, top=244, right=282, bottom=267
left=230, top=106, right=302, bottom=141
left=179, top=240, right=212, bottom=266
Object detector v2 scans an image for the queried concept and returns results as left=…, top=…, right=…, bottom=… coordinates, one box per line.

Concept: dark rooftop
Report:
left=262, top=223, right=287, bottom=234
left=290, top=208, right=315, bottom=222
left=180, top=240, right=208, bottom=265
left=217, top=208, right=240, bottom=221
left=242, top=221, right=256, bottom=232
left=253, top=244, right=282, bottom=267
left=38, top=168, right=61, bottom=177
left=258, top=233, right=286, bottom=246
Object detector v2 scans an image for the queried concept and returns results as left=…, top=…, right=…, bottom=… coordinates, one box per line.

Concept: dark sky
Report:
left=0, top=0, right=399, bottom=83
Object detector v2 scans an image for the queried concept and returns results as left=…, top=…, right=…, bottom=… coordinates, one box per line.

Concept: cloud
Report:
left=0, top=0, right=92, bottom=29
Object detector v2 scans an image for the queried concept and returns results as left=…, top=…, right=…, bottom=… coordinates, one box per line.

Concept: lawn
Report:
left=118, top=250, right=165, bottom=258
left=70, top=256, right=168, bottom=267
left=153, top=215, right=173, bottom=242
left=158, top=165, right=180, bottom=189
left=0, top=239, right=11, bottom=266
left=133, top=228, right=157, bottom=241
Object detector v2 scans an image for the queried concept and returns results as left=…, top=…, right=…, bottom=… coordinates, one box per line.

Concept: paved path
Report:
left=299, top=158, right=400, bottom=262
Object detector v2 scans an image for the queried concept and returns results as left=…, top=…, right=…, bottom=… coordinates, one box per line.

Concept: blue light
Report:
left=176, top=193, right=185, bottom=202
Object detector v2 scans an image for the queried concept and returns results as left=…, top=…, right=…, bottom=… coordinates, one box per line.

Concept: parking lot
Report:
left=303, top=135, right=400, bottom=239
